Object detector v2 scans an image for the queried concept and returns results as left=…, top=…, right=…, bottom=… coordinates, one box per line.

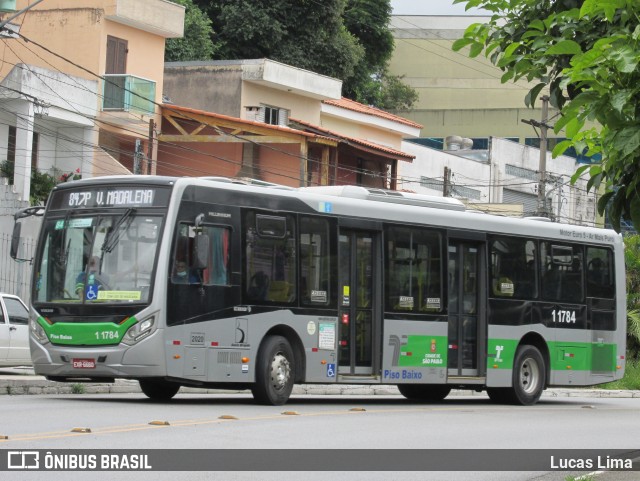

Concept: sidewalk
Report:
left=1, top=366, right=639, bottom=398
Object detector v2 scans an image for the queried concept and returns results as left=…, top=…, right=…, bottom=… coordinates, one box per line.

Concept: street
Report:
left=1, top=391, right=639, bottom=480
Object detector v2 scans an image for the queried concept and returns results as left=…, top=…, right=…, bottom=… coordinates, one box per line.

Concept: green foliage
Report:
left=193, top=0, right=417, bottom=110
left=602, top=359, right=640, bottom=390
left=0, top=159, right=78, bottom=206
left=624, top=234, right=640, bottom=358
left=214, top=0, right=364, bottom=81
left=71, top=383, right=86, bottom=394
left=453, top=0, right=640, bottom=232
left=31, top=168, right=58, bottom=206
left=165, top=0, right=218, bottom=62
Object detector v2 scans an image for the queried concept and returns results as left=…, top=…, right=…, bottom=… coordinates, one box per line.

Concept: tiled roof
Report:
left=323, top=97, right=423, bottom=129
left=162, top=104, right=335, bottom=142
left=290, top=118, right=415, bottom=161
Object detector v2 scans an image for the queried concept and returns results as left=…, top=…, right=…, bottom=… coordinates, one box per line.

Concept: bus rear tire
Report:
left=139, top=379, right=180, bottom=401
left=511, top=345, right=545, bottom=405
left=252, top=335, right=295, bottom=406
left=397, top=384, right=451, bottom=402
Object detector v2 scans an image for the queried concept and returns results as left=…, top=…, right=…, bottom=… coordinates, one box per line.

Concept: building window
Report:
left=263, top=106, right=279, bottom=125
left=7, top=125, right=39, bottom=171
left=259, top=105, right=289, bottom=126
left=408, top=138, right=444, bottom=150
left=7, top=125, right=16, bottom=163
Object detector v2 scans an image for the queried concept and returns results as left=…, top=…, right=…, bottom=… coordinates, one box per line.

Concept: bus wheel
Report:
left=511, top=345, right=545, bottom=405
left=252, top=335, right=295, bottom=406
left=139, top=379, right=180, bottom=401
left=397, top=384, right=451, bottom=402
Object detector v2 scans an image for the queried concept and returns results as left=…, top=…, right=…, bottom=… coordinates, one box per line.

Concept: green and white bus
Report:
left=13, top=175, right=626, bottom=405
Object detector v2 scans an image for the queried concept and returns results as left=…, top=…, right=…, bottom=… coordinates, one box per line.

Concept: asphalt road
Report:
left=1, top=391, right=639, bottom=481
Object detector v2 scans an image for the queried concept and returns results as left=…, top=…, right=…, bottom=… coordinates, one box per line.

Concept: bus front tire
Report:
left=252, top=335, right=295, bottom=406
left=139, top=379, right=180, bottom=401
left=397, top=384, right=451, bottom=402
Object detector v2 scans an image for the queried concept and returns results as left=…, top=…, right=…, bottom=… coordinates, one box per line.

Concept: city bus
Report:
left=12, top=175, right=626, bottom=405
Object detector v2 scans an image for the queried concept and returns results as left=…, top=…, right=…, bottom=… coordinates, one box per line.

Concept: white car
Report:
left=0, top=293, right=31, bottom=367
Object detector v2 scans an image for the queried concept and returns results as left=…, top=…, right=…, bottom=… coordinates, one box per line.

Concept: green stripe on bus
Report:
left=487, top=339, right=618, bottom=372
left=37, top=316, right=137, bottom=345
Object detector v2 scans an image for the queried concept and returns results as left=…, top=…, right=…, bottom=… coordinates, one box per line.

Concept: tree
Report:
left=624, top=235, right=640, bottom=359
left=452, top=0, right=640, bottom=232
left=193, top=0, right=418, bottom=110
left=165, top=0, right=218, bottom=62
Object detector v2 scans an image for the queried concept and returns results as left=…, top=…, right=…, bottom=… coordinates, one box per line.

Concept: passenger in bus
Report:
left=75, top=256, right=109, bottom=297
left=248, top=271, right=270, bottom=300
left=172, top=260, right=198, bottom=284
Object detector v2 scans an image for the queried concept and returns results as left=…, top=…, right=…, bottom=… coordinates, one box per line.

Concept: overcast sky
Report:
left=390, top=0, right=489, bottom=15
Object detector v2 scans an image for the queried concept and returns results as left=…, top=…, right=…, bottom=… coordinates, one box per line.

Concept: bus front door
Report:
left=338, top=230, right=378, bottom=376
left=447, top=241, right=486, bottom=378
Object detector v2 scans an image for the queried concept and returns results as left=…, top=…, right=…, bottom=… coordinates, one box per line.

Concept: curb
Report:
left=1, top=372, right=639, bottom=398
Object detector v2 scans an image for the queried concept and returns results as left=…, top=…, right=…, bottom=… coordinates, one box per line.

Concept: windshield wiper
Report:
left=101, top=208, right=135, bottom=253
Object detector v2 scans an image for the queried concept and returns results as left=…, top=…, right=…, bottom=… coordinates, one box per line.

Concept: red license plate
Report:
left=72, top=358, right=96, bottom=369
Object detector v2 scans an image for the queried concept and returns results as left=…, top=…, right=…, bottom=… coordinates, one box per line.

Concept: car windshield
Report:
left=33, top=212, right=162, bottom=304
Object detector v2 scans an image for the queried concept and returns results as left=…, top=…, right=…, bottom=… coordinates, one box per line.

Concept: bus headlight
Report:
left=30, top=317, right=49, bottom=344
left=122, top=317, right=155, bottom=345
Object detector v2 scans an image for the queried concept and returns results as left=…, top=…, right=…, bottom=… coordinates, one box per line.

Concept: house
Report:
left=161, top=59, right=421, bottom=188
left=0, top=0, right=184, bottom=300
left=0, top=0, right=185, bottom=201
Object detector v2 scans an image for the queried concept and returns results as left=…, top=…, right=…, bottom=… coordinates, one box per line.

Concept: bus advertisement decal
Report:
left=389, top=335, right=448, bottom=369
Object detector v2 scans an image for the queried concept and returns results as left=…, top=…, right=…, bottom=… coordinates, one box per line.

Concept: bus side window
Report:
left=586, top=247, right=614, bottom=298
left=244, top=211, right=296, bottom=304
left=542, top=243, right=583, bottom=302
left=385, top=226, right=442, bottom=313
left=172, top=224, right=230, bottom=286
left=300, top=217, right=331, bottom=306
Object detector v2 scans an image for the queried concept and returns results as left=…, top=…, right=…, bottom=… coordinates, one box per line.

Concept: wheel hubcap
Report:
left=519, top=356, right=540, bottom=394
left=270, top=352, right=291, bottom=392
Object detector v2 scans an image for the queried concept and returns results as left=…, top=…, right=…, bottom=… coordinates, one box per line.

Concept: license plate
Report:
left=72, top=358, right=96, bottom=369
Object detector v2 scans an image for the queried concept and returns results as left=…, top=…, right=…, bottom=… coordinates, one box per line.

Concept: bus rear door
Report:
left=447, top=235, right=487, bottom=380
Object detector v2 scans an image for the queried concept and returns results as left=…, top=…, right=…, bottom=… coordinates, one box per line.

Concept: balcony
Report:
left=102, top=74, right=156, bottom=114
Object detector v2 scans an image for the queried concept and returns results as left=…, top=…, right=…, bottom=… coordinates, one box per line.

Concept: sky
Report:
left=390, top=0, right=489, bottom=15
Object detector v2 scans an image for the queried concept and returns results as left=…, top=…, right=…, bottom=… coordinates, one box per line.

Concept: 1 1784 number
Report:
left=552, top=309, right=576, bottom=324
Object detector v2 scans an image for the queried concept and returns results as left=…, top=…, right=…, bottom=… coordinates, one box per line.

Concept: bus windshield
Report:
left=33, top=212, right=162, bottom=304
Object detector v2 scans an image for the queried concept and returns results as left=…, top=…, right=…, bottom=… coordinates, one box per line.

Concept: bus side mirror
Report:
left=194, top=234, right=210, bottom=270
left=10, top=221, right=21, bottom=260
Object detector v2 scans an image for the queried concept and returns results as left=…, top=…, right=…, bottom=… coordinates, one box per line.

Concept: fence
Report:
left=0, top=232, right=36, bottom=303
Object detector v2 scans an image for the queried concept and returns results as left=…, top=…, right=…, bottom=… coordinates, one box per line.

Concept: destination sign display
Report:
left=49, top=186, right=171, bottom=210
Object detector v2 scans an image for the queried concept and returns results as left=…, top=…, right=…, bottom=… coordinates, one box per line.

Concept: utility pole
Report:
left=146, top=119, right=155, bottom=175
left=537, top=95, right=549, bottom=216
left=522, top=95, right=551, bottom=217
left=134, top=139, right=142, bottom=175
left=443, top=166, right=452, bottom=197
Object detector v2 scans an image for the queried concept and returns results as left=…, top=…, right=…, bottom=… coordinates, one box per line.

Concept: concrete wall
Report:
left=163, top=64, right=244, bottom=116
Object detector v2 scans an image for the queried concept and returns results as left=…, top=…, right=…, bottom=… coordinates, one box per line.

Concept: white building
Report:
left=398, top=136, right=598, bottom=226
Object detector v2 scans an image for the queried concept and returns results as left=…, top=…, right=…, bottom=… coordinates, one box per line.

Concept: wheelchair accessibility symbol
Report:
left=85, top=284, right=98, bottom=300
left=326, top=363, right=335, bottom=378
